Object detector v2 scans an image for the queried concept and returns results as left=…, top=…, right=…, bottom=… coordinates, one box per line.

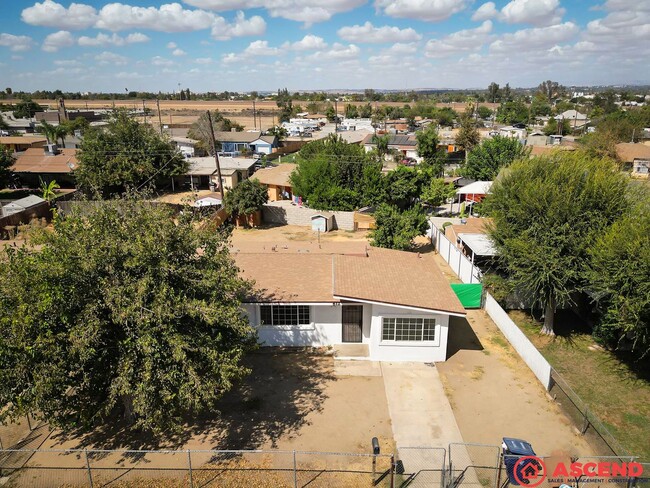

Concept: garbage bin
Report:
left=502, top=438, right=542, bottom=486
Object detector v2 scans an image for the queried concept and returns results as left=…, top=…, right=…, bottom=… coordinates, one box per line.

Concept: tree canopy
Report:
left=13, top=98, right=43, bottom=118
left=369, top=204, right=429, bottom=251
left=76, top=109, right=188, bottom=197
left=187, top=110, right=244, bottom=156
left=290, top=134, right=382, bottom=210
left=461, top=135, right=530, bottom=181
left=0, top=144, right=13, bottom=189
left=496, top=100, right=529, bottom=125
left=0, top=198, right=255, bottom=433
left=224, top=178, right=268, bottom=220
left=588, top=188, right=650, bottom=359
left=483, top=151, right=629, bottom=334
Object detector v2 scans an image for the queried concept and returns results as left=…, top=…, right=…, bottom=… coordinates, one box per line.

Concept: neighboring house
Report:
left=555, top=110, right=589, bottom=130
left=444, top=218, right=496, bottom=266
left=253, top=163, right=296, bottom=201
left=171, top=136, right=201, bottom=157
left=0, top=195, right=46, bottom=218
left=12, top=146, right=78, bottom=187
left=233, top=242, right=466, bottom=362
left=0, top=136, right=47, bottom=152
left=616, top=143, right=650, bottom=177
left=181, top=156, right=257, bottom=191
left=362, top=134, right=420, bottom=161
left=526, top=131, right=547, bottom=146
left=214, top=131, right=278, bottom=156
left=0, top=112, right=36, bottom=134
left=456, top=181, right=492, bottom=204
left=499, top=126, right=527, bottom=140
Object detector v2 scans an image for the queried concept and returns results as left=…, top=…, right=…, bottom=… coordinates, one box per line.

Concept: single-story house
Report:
left=11, top=146, right=78, bottom=187
left=171, top=136, right=201, bottom=157
left=444, top=218, right=496, bottom=266
left=616, top=143, right=650, bottom=177
left=499, top=126, right=527, bottom=140
left=233, top=242, right=466, bottom=362
left=362, top=134, right=420, bottom=161
left=252, top=163, right=296, bottom=201
left=181, top=156, right=257, bottom=191
left=214, top=131, right=278, bottom=156
left=526, top=132, right=547, bottom=147
left=456, top=181, right=492, bottom=204
left=0, top=136, right=48, bottom=152
left=555, top=110, right=589, bottom=130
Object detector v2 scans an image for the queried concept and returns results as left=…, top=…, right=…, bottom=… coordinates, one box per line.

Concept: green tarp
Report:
left=450, top=283, right=483, bottom=309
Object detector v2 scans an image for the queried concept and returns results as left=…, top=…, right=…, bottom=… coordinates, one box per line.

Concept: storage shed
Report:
left=311, top=212, right=334, bottom=232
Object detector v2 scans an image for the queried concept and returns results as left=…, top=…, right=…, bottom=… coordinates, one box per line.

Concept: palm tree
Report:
left=39, top=120, right=69, bottom=147
left=372, top=134, right=390, bottom=161
left=40, top=178, right=60, bottom=202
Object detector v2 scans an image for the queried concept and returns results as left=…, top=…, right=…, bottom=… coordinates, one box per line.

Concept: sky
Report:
left=0, top=0, right=649, bottom=93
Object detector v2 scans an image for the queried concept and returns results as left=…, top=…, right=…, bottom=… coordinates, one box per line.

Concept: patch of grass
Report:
left=510, top=310, right=650, bottom=460
left=470, top=366, right=485, bottom=380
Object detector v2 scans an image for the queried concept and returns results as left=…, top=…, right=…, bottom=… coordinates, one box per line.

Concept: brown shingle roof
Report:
left=616, top=143, right=650, bottom=162
left=334, top=247, right=465, bottom=314
left=214, top=131, right=263, bottom=143
left=252, top=163, right=297, bottom=187
left=12, top=147, right=78, bottom=173
left=233, top=243, right=465, bottom=314
left=0, top=136, right=48, bottom=146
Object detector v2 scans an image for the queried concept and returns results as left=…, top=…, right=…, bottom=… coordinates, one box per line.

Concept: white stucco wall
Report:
left=368, top=304, right=450, bottom=362
left=243, top=302, right=450, bottom=362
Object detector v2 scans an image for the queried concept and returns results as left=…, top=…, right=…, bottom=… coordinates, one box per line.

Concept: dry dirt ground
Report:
left=232, top=224, right=370, bottom=244
left=430, top=252, right=596, bottom=458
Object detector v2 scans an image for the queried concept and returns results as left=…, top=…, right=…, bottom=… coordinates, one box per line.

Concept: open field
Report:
left=512, top=311, right=650, bottom=460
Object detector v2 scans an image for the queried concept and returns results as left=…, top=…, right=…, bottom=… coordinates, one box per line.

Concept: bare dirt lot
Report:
left=232, top=224, right=369, bottom=244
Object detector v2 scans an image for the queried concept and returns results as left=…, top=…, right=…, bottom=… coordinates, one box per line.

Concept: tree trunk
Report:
left=122, top=394, right=136, bottom=425
left=541, top=296, right=556, bottom=336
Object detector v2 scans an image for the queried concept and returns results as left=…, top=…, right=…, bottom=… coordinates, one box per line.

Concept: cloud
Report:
left=425, top=21, right=494, bottom=58
left=54, top=59, right=82, bottom=66
left=172, top=48, right=186, bottom=56
left=337, top=22, right=422, bottom=43
left=21, top=0, right=98, bottom=30
left=42, top=30, right=75, bottom=52
left=386, top=42, right=419, bottom=54
left=95, top=51, right=128, bottom=65
left=472, top=2, right=498, bottom=21
left=78, top=32, right=150, bottom=47
left=500, top=0, right=565, bottom=26
left=167, top=42, right=178, bottom=49
left=0, top=33, right=33, bottom=52
left=211, top=11, right=266, bottom=40
left=282, top=35, right=327, bottom=51
left=490, top=22, right=579, bottom=53
left=95, top=3, right=215, bottom=32
left=195, top=57, right=213, bottom=64
left=309, top=43, right=360, bottom=60
left=375, top=0, right=470, bottom=22
left=152, top=56, right=175, bottom=66
left=184, top=0, right=365, bottom=25
left=244, top=40, right=280, bottom=56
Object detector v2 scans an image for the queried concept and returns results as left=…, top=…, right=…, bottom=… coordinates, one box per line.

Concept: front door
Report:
left=342, top=305, right=363, bottom=343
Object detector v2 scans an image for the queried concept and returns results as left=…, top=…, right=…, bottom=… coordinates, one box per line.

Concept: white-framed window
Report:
left=259, top=305, right=310, bottom=327
left=381, top=317, right=436, bottom=342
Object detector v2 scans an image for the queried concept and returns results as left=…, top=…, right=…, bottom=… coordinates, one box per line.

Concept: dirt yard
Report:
left=232, top=224, right=369, bottom=244
left=431, top=252, right=596, bottom=458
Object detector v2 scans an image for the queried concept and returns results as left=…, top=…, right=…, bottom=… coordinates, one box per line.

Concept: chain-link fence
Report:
left=448, top=443, right=500, bottom=488
left=0, top=448, right=395, bottom=487
left=396, top=447, right=447, bottom=487
left=0, top=413, right=42, bottom=451
left=549, top=369, right=631, bottom=457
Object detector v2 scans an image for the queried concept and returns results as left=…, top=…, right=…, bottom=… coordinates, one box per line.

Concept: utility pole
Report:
left=253, top=99, right=257, bottom=129
left=142, top=99, right=146, bottom=125
left=156, top=99, right=163, bottom=135
left=334, top=98, right=338, bottom=132
left=206, top=110, right=224, bottom=198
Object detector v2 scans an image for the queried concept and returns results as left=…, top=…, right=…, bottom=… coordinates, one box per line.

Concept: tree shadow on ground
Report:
left=49, top=348, right=335, bottom=452
left=446, top=315, right=484, bottom=359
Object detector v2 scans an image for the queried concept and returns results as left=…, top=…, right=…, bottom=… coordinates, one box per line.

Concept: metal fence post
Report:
left=390, top=454, right=395, bottom=488
left=187, top=449, right=193, bottom=488
left=26, top=414, right=32, bottom=431
left=84, top=449, right=93, bottom=488
left=581, top=407, right=590, bottom=434
left=293, top=450, right=298, bottom=488
left=372, top=453, right=377, bottom=482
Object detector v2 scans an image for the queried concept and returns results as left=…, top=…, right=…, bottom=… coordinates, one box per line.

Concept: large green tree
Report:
left=496, top=100, right=529, bottom=125
left=483, top=151, right=629, bottom=334
left=290, top=134, right=380, bottom=210
left=13, top=98, right=43, bottom=118
left=224, top=178, right=268, bottom=222
left=588, top=188, right=650, bottom=359
left=421, top=178, right=456, bottom=208
left=0, top=144, right=14, bottom=189
left=76, top=109, right=188, bottom=197
left=187, top=110, right=244, bottom=156
left=461, top=135, right=530, bottom=181
left=0, top=199, right=254, bottom=433
left=456, top=107, right=481, bottom=155
left=416, top=124, right=441, bottom=166
left=370, top=204, right=429, bottom=250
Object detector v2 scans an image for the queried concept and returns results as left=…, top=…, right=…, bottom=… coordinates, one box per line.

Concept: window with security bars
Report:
left=259, top=305, right=311, bottom=326
left=382, top=317, right=436, bottom=341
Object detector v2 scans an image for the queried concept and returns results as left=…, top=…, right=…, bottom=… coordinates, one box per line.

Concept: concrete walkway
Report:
left=381, top=362, right=464, bottom=449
